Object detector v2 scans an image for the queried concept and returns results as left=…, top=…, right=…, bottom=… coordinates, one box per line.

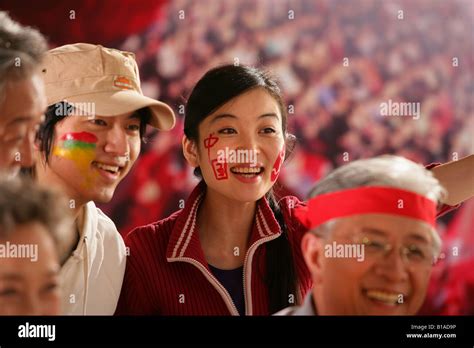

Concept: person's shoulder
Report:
left=82, top=201, right=119, bottom=237
left=273, top=306, right=298, bottom=316
left=277, top=195, right=306, bottom=226
left=125, top=209, right=182, bottom=244
left=275, top=195, right=309, bottom=251
left=278, top=195, right=306, bottom=212
left=89, top=202, right=126, bottom=251
left=122, top=209, right=184, bottom=267
left=94, top=205, right=119, bottom=233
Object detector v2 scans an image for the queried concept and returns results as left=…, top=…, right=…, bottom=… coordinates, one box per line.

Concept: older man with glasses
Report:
left=277, top=155, right=446, bottom=315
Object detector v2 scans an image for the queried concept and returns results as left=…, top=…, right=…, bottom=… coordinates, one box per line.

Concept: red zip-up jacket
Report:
left=115, top=181, right=312, bottom=315
left=116, top=164, right=457, bottom=316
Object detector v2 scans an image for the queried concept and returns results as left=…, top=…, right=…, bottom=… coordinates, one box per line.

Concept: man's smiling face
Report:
left=304, top=214, right=436, bottom=315
left=39, top=111, right=142, bottom=204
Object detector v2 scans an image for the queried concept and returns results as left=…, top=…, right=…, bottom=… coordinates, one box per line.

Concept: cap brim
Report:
left=63, top=91, right=176, bottom=130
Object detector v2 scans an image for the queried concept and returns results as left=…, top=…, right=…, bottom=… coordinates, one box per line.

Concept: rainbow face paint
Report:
left=271, top=147, right=285, bottom=182
left=59, top=132, right=97, bottom=149
left=53, top=132, right=98, bottom=186
left=204, top=133, right=228, bottom=180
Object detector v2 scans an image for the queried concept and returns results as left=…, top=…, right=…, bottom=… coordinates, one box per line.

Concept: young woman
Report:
left=116, top=64, right=310, bottom=315
left=116, top=64, right=472, bottom=316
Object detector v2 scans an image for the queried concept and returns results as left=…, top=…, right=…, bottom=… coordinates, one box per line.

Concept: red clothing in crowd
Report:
left=116, top=181, right=311, bottom=315
left=115, top=163, right=458, bottom=315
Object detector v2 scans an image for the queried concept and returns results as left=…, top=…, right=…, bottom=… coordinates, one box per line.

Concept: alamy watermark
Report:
left=0, top=242, right=38, bottom=262
left=54, top=100, right=96, bottom=118
left=380, top=99, right=420, bottom=120
left=325, top=241, right=365, bottom=262
left=18, top=322, right=55, bottom=341
left=217, top=147, right=258, bottom=166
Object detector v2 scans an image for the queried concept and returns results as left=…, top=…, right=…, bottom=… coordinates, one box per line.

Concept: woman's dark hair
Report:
left=36, top=102, right=150, bottom=164
left=184, top=64, right=297, bottom=313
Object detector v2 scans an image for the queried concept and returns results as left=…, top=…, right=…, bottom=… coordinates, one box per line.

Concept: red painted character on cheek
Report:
left=271, top=147, right=285, bottom=182
left=204, top=133, right=228, bottom=180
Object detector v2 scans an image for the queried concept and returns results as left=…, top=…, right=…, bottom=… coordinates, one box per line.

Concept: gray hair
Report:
left=0, top=177, right=73, bottom=263
left=0, top=11, right=47, bottom=104
left=307, top=155, right=446, bottom=258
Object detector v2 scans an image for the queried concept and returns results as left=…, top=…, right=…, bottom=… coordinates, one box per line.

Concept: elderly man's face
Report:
left=302, top=214, right=436, bottom=315
left=0, top=73, right=47, bottom=176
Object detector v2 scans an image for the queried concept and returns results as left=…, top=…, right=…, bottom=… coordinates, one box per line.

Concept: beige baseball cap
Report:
left=41, top=43, right=175, bottom=130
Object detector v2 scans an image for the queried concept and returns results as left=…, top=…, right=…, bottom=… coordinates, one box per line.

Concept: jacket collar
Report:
left=166, top=181, right=282, bottom=264
left=71, top=201, right=97, bottom=265
left=82, top=201, right=97, bottom=242
left=293, top=292, right=318, bottom=315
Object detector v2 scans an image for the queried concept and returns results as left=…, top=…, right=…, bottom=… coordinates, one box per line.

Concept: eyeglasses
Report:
left=353, top=235, right=436, bottom=267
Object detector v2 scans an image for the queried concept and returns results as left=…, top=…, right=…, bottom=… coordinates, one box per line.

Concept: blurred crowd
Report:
left=96, top=0, right=473, bottom=315
left=1, top=0, right=470, bottom=316
left=102, top=0, right=473, bottom=229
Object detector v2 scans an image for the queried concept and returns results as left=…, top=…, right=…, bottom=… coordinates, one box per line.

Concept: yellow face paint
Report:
left=53, top=132, right=98, bottom=187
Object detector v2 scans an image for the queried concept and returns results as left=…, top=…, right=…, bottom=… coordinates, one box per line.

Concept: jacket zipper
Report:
left=168, top=257, right=240, bottom=315
left=242, top=233, right=280, bottom=315
left=170, top=233, right=281, bottom=315
left=82, top=235, right=89, bottom=315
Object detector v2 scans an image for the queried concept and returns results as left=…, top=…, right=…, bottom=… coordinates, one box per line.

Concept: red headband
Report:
left=295, top=186, right=437, bottom=229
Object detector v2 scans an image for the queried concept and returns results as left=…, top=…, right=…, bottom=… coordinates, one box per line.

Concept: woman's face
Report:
left=185, top=88, right=286, bottom=203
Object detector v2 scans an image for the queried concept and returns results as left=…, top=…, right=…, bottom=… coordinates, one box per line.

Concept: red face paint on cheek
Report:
left=59, top=131, right=98, bottom=143
left=211, top=159, right=228, bottom=180
left=204, top=133, right=228, bottom=180
left=271, top=147, right=285, bottom=182
left=204, top=133, right=219, bottom=158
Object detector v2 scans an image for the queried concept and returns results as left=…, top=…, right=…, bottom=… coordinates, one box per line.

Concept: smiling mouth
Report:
left=92, top=161, right=124, bottom=175
left=363, top=289, right=406, bottom=306
left=230, top=166, right=264, bottom=178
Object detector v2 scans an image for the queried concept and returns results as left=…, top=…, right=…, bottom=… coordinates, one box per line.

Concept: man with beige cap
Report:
left=32, top=43, right=175, bottom=315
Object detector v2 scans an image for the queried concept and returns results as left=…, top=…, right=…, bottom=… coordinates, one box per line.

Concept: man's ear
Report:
left=182, top=135, right=199, bottom=168
left=301, top=232, right=324, bottom=285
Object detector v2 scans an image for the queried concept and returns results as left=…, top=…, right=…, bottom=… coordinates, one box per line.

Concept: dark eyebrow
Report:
left=128, top=113, right=142, bottom=120
left=209, top=114, right=237, bottom=124
left=210, top=113, right=279, bottom=125
left=258, top=113, right=279, bottom=120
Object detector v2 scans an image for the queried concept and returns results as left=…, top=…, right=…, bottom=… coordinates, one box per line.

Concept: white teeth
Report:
left=231, top=167, right=262, bottom=174
left=365, top=290, right=401, bottom=305
left=94, top=162, right=120, bottom=173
